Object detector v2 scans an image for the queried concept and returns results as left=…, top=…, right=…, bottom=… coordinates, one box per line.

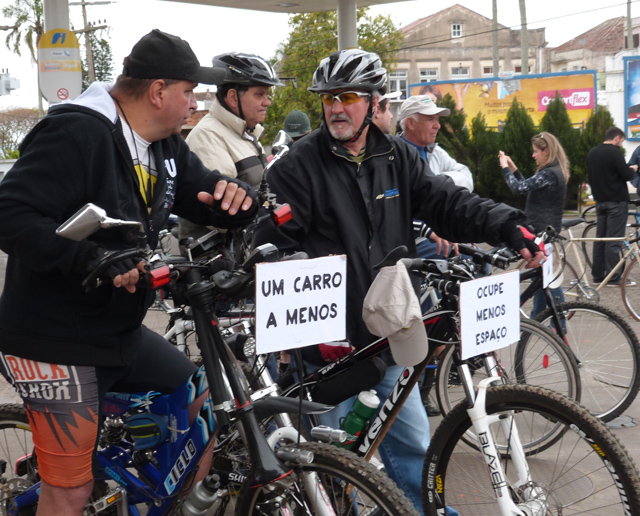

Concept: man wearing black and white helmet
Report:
left=256, top=48, right=544, bottom=515
left=180, top=52, right=283, bottom=240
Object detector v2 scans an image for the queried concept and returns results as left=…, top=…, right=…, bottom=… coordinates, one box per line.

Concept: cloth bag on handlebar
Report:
left=362, top=262, right=429, bottom=366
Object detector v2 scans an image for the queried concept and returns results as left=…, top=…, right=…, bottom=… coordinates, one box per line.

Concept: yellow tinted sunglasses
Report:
left=319, top=91, right=371, bottom=106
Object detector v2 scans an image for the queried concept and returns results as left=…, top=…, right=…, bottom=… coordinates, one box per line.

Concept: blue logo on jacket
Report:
left=385, top=188, right=399, bottom=199
left=376, top=188, right=400, bottom=200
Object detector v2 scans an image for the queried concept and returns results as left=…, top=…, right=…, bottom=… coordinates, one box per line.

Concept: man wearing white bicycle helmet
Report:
left=256, top=48, right=544, bottom=515
left=179, top=52, right=284, bottom=240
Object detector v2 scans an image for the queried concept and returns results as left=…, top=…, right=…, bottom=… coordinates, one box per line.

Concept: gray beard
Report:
left=329, top=113, right=355, bottom=141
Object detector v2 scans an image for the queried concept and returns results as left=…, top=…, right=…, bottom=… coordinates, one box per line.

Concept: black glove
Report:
left=74, top=243, right=143, bottom=285
left=507, top=225, right=546, bottom=258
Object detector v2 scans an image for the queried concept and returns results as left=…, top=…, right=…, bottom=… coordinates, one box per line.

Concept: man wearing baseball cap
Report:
left=398, top=95, right=475, bottom=415
left=398, top=95, right=473, bottom=191
left=0, top=29, right=257, bottom=515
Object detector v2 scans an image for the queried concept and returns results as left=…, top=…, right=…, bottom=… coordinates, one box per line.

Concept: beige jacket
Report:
left=186, top=97, right=266, bottom=188
left=181, top=97, right=267, bottom=239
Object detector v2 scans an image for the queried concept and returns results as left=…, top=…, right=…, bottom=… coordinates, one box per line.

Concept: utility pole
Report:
left=69, top=1, right=110, bottom=83
left=628, top=0, right=634, bottom=50
left=492, top=0, right=499, bottom=76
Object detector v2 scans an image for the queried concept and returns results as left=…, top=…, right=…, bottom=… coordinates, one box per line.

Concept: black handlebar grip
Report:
left=373, top=246, right=408, bottom=270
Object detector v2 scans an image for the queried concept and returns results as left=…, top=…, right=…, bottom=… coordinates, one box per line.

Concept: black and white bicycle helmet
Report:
left=309, top=49, right=387, bottom=93
left=212, top=52, right=284, bottom=87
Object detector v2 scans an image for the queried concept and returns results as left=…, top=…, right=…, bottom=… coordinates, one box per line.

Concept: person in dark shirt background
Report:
left=587, top=126, right=638, bottom=285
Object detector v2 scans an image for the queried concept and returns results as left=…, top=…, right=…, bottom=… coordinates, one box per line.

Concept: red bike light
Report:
left=273, top=204, right=293, bottom=226
left=149, top=266, right=171, bottom=288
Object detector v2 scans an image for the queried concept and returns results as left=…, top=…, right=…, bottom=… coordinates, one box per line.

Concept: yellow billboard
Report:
left=409, top=71, right=596, bottom=130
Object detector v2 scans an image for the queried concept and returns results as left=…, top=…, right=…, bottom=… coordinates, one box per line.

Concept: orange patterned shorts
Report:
left=0, top=355, right=99, bottom=488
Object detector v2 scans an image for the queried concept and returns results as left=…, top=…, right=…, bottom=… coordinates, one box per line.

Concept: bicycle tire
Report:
left=422, top=384, right=640, bottom=516
left=535, top=300, right=640, bottom=421
left=234, top=441, right=419, bottom=516
left=0, top=404, right=37, bottom=516
left=623, top=257, right=640, bottom=322
left=581, top=221, right=597, bottom=271
left=435, top=318, right=580, bottom=418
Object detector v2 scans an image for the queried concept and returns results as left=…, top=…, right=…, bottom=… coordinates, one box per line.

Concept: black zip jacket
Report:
left=0, top=83, right=257, bottom=366
left=257, top=122, right=527, bottom=350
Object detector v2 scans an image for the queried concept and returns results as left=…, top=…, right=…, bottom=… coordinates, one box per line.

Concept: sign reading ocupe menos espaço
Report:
left=459, top=270, right=520, bottom=360
left=255, top=255, right=346, bottom=354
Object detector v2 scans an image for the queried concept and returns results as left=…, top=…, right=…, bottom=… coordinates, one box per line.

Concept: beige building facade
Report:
left=390, top=4, right=547, bottom=99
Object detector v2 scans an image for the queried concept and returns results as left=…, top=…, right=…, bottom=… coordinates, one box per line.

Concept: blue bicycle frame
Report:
left=11, top=364, right=216, bottom=515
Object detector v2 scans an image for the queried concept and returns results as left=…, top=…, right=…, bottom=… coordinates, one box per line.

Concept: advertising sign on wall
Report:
left=409, top=70, right=596, bottom=131
left=624, top=56, right=640, bottom=141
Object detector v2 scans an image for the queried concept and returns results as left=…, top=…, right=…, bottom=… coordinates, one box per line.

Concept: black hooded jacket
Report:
left=257, top=122, right=527, bottom=350
left=0, top=82, right=257, bottom=366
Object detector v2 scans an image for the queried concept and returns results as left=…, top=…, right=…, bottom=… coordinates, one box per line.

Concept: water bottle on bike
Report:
left=340, top=389, right=380, bottom=450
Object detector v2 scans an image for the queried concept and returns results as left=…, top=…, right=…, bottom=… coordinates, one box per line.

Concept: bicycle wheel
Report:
left=235, top=442, right=419, bottom=515
left=535, top=300, right=640, bottom=421
left=423, top=384, right=640, bottom=515
left=623, top=257, right=640, bottom=321
left=581, top=221, right=597, bottom=271
left=435, top=319, right=580, bottom=417
left=0, top=404, right=37, bottom=516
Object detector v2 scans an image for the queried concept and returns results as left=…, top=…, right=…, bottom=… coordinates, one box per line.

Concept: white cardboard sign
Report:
left=459, top=270, right=520, bottom=360
left=255, top=255, right=346, bottom=354
left=542, top=243, right=554, bottom=288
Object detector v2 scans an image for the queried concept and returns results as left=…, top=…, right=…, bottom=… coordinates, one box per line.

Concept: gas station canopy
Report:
left=162, top=0, right=408, bottom=14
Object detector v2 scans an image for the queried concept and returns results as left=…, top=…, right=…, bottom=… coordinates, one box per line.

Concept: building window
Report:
left=451, top=67, right=469, bottom=79
left=451, top=23, right=462, bottom=38
left=419, top=68, right=438, bottom=82
left=514, top=65, right=532, bottom=74
left=483, top=66, right=495, bottom=76
left=389, top=70, right=408, bottom=99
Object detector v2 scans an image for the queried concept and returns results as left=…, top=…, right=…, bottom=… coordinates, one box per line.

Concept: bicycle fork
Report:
left=461, top=357, right=548, bottom=516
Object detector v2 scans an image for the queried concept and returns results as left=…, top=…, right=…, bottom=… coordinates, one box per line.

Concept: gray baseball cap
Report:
left=398, top=95, right=450, bottom=122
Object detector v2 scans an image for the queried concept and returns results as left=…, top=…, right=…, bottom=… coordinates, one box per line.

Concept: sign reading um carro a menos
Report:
left=255, top=255, right=347, bottom=354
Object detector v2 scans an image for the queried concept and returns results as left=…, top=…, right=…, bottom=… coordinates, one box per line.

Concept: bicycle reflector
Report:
left=273, top=204, right=292, bottom=226
left=149, top=266, right=171, bottom=289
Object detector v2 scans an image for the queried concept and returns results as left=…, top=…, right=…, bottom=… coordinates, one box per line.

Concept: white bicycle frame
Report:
left=456, top=353, right=546, bottom=516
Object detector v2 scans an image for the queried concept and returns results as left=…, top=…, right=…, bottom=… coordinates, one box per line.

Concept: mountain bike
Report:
left=448, top=239, right=640, bottom=423
left=279, top=245, right=640, bottom=515
left=0, top=204, right=419, bottom=516
left=581, top=198, right=640, bottom=270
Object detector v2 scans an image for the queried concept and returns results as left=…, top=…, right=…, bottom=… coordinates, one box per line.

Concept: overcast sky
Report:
left=0, top=0, right=638, bottom=110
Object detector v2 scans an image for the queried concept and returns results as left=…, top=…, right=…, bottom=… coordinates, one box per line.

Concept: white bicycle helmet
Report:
left=309, top=49, right=387, bottom=93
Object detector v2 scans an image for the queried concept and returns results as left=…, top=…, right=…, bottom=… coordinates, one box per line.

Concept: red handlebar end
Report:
left=273, top=204, right=293, bottom=226
left=149, top=266, right=171, bottom=289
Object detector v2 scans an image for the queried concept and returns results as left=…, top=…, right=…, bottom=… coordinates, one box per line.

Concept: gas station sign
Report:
left=37, top=28, right=82, bottom=103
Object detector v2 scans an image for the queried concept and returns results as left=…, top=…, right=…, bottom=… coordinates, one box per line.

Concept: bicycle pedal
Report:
left=85, top=486, right=127, bottom=513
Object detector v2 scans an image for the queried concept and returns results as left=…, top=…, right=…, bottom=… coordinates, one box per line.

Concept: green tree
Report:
left=500, top=97, right=537, bottom=177
left=81, top=32, right=114, bottom=90
left=263, top=8, right=403, bottom=143
left=435, top=93, right=471, bottom=168
left=539, top=92, right=581, bottom=208
left=1, top=0, right=44, bottom=115
left=468, top=112, right=506, bottom=204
